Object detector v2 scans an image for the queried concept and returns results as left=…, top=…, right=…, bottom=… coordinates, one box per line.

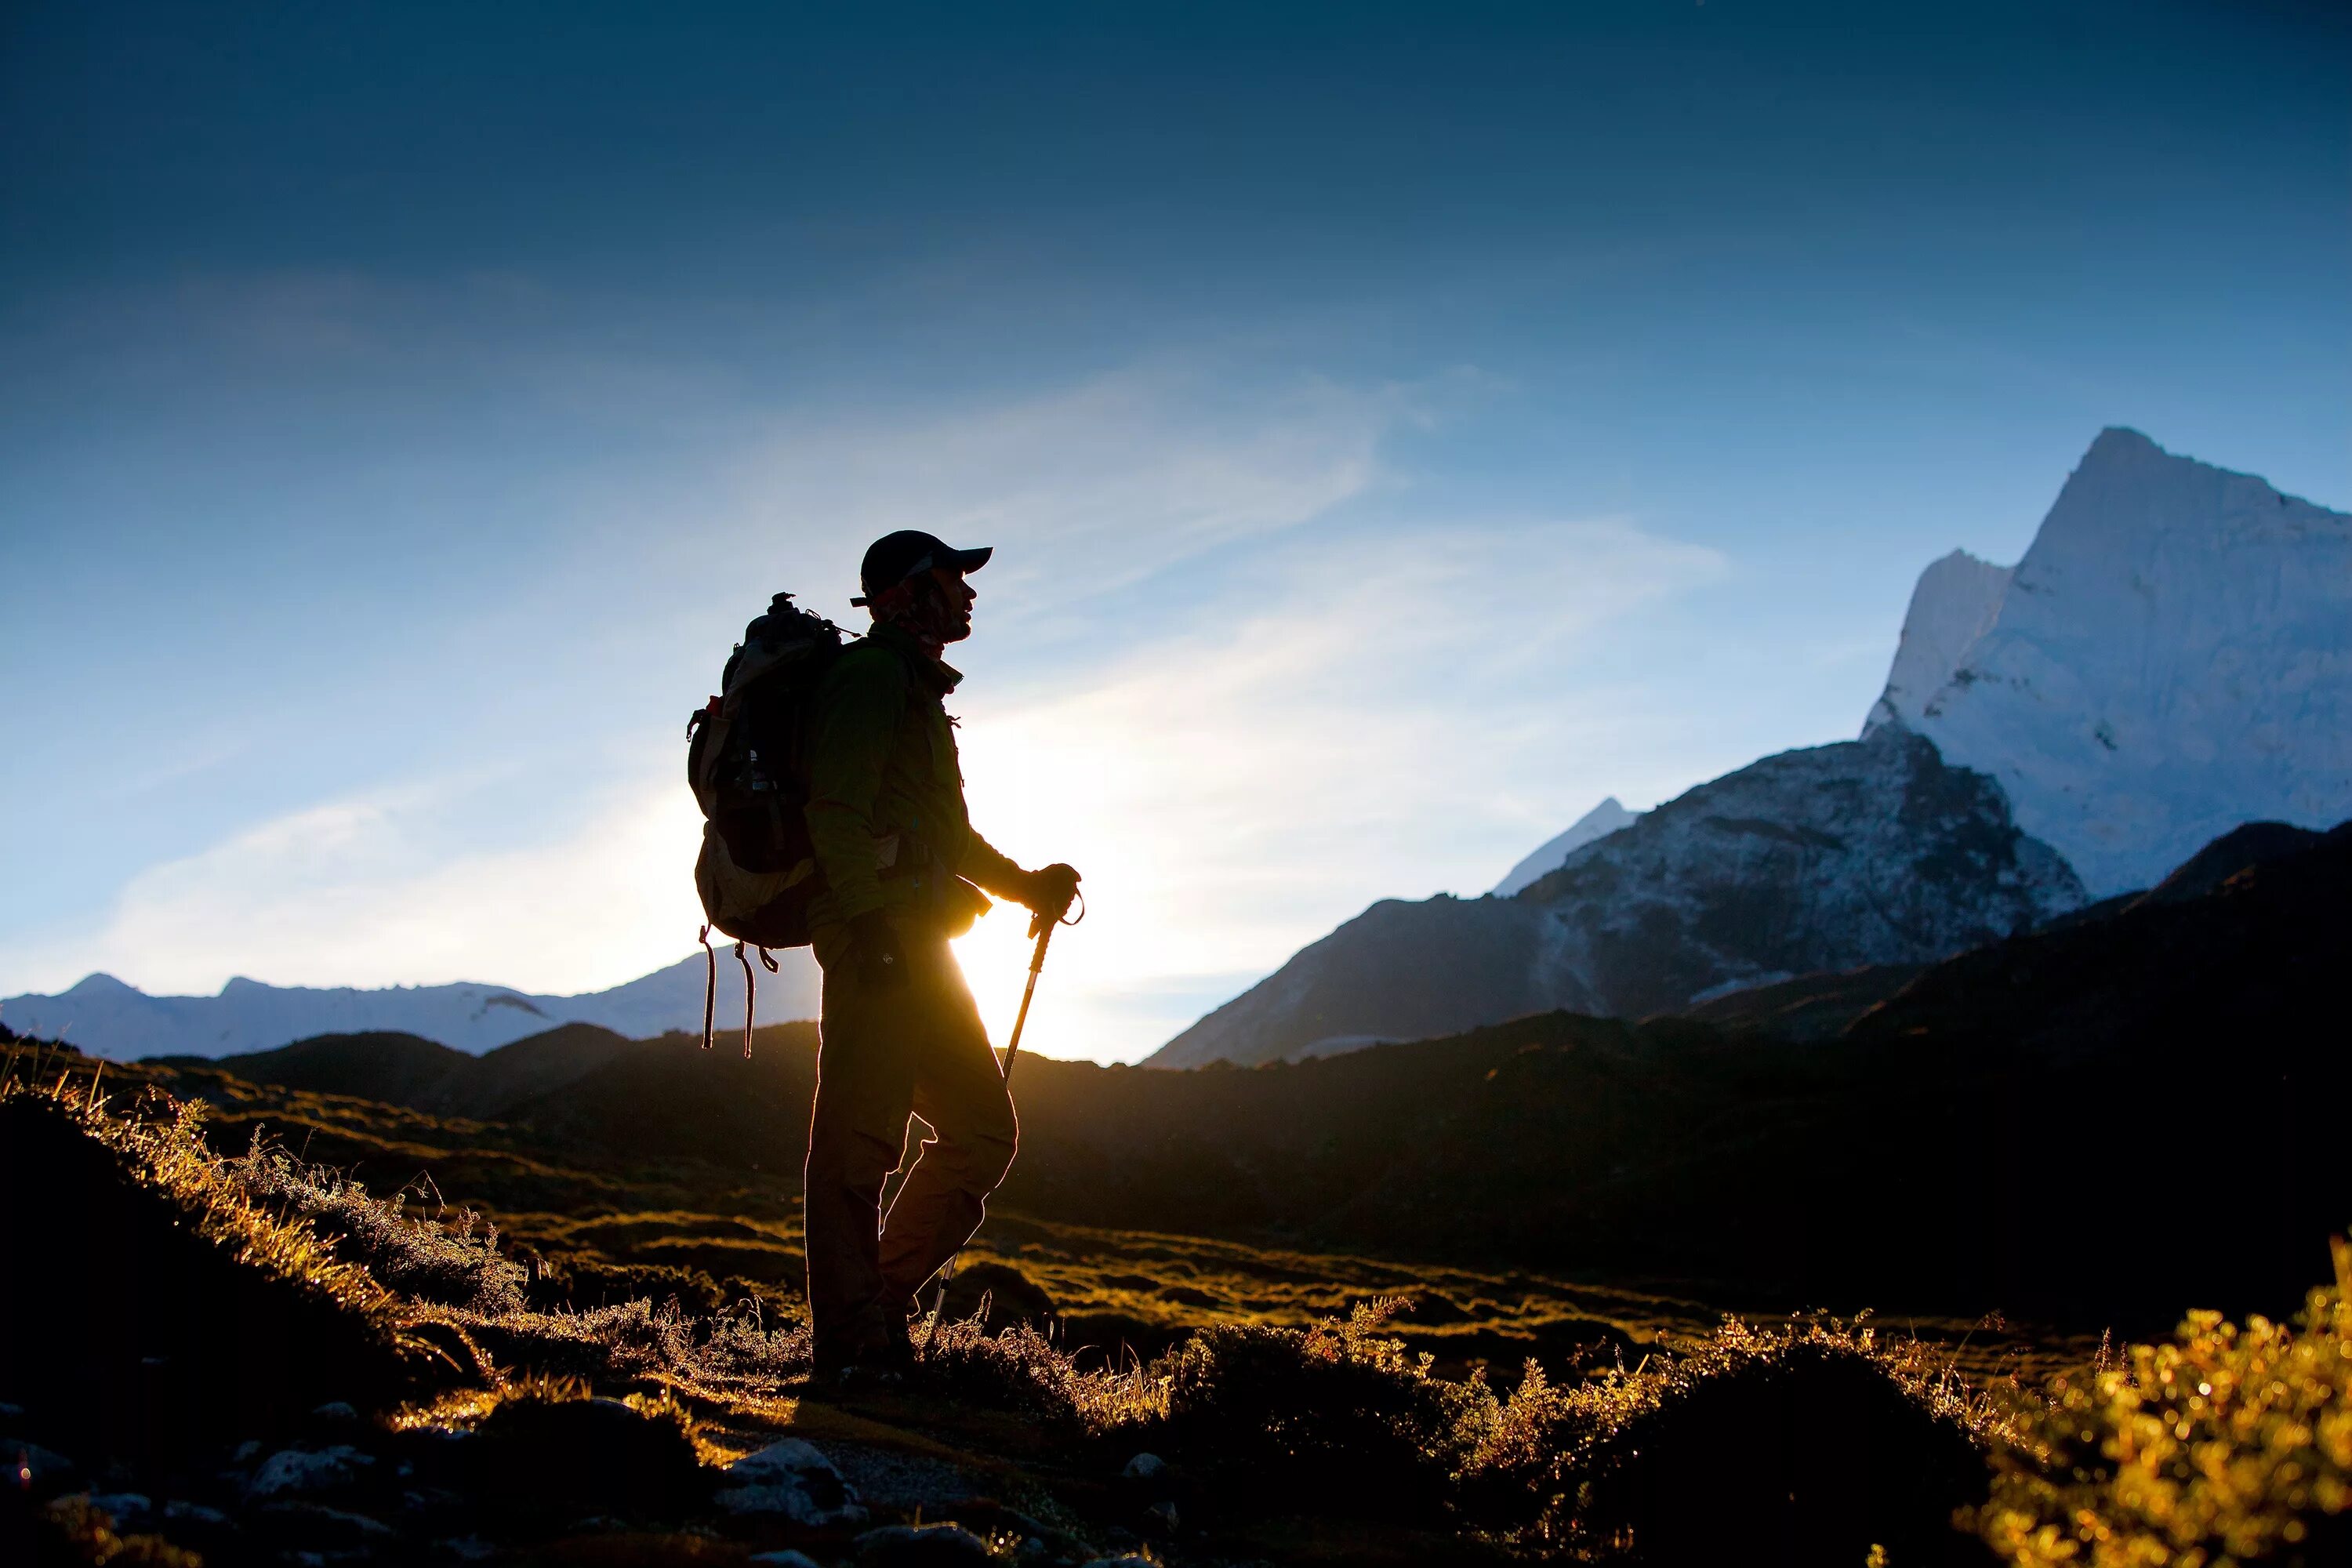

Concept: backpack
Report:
left=685, top=591, right=847, bottom=1053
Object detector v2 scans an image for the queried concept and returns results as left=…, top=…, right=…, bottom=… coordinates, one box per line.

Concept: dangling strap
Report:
left=735, top=940, right=756, bottom=1058
left=758, top=946, right=779, bottom=974
left=697, top=925, right=717, bottom=1051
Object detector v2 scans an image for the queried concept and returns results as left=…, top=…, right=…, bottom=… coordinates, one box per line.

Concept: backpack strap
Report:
left=697, top=925, right=717, bottom=1051
left=734, top=940, right=756, bottom=1058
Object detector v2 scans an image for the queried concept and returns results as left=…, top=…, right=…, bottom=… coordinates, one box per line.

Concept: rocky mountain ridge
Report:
left=1154, top=728, right=2083, bottom=1067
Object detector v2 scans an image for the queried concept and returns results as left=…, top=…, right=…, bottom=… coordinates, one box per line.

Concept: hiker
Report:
left=800, top=530, right=1080, bottom=1380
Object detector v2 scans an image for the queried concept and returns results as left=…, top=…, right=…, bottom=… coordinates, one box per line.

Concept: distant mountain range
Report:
left=2, top=949, right=822, bottom=1062
left=1151, top=429, right=2351, bottom=1067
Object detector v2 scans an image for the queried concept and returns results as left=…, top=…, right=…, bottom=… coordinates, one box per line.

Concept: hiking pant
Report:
left=802, top=920, right=1017, bottom=1363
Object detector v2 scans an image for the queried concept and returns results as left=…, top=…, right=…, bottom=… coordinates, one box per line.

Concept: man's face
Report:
left=931, top=565, right=976, bottom=642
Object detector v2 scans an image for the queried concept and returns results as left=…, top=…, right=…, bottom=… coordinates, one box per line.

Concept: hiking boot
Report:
left=810, top=1323, right=916, bottom=1391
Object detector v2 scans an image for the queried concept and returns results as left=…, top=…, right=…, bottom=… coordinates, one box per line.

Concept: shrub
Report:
left=1152, top=1298, right=1489, bottom=1519
left=1976, top=1241, right=2352, bottom=1568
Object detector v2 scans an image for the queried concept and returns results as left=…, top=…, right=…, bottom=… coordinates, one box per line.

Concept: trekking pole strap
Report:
left=697, top=925, right=717, bottom=1051
left=734, top=941, right=755, bottom=1058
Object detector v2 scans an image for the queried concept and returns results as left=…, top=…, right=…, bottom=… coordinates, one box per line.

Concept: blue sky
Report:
left=3, top=1, right=2346, bottom=1061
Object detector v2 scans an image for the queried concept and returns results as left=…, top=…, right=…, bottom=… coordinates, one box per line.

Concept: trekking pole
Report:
left=919, top=891, right=1082, bottom=1358
left=995, top=920, right=1056, bottom=1082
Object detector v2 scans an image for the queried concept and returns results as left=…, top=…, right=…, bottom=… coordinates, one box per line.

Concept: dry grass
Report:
left=18, top=1046, right=2346, bottom=1566
left=227, top=1128, right=531, bottom=1312
left=0, top=1062, right=420, bottom=1349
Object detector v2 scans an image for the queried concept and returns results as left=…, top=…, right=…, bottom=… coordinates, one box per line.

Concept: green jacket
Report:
left=802, top=623, right=1023, bottom=933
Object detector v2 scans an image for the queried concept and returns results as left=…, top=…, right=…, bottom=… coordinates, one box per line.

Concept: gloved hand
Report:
left=1019, top=862, right=1082, bottom=938
left=844, top=909, right=907, bottom=989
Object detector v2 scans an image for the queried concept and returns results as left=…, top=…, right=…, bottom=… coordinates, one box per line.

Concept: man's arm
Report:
left=958, top=829, right=1027, bottom=901
left=963, top=830, right=1080, bottom=933
left=803, top=649, right=908, bottom=925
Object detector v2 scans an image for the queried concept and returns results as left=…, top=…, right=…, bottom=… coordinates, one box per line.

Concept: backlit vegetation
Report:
left=8, top=1045, right=2346, bottom=1566
left=1976, top=1240, right=2352, bottom=1567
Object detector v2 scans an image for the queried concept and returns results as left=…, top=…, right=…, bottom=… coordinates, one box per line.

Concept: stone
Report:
left=1080, top=1559, right=1159, bottom=1568
left=713, top=1437, right=867, bottom=1527
left=750, top=1552, right=826, bottom=1568
left=309, top=1401, right=361, bottom=1424
left=1119, top=1452, right=1164, bottom=1480
left=245, top=1444, right=374, bottom=1501
left=855, top=1523, right=996, bottom=1568
left=83, top=1491, right=153, bottom=1523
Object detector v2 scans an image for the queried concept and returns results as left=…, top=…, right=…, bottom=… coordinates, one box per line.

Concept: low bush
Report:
left=1976, top=1240, right=2352, bottom=1568
left=1152, top=1298, right=1487, bottom=1519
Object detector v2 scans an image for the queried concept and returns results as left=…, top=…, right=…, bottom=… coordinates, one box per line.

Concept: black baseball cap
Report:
left=851, top=530, right=993, bottom=605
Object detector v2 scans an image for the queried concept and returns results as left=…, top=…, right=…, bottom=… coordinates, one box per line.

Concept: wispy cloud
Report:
left=947, top=514, right=1726, bottom=1060
left=9, top=770, right=706, bottom=998
left=698, top=364, right=1444, bottom=622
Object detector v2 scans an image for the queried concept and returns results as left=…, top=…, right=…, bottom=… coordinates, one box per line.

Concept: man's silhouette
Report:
left=800, top=530, right=1080, bottom=1379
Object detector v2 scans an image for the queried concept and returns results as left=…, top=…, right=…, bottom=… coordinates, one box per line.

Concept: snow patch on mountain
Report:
left=1492, top=797, right=1642, bottom=895
left=1864, top=551, right=2014, bottom=735
left=1517, top=726, right=2085, bottom=1017
left=1877, top=428, right=2352, bottom=897
left=1, top=951, right=823, bottom=1061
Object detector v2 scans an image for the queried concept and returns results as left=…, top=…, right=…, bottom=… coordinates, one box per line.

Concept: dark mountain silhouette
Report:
left=155, top=1030, right=479, bottom=1108
left=158, top=1022, right=638, bottom=1123
left=2133, top=819, right=2326, bottom=906
left=1674, top=962, right=1928, bottom=1041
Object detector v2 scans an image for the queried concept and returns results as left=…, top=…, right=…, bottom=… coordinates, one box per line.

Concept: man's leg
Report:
left=802, top=938, right=920, bottom=1368
left=876, top=933, right=1018, bottom=1307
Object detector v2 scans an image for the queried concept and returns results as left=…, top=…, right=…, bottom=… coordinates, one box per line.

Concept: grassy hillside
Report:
left=5, top=1057, right=2347, bottom=1566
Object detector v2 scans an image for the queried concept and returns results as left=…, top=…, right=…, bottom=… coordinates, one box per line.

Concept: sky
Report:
left=2, top=0, right=2346, bottom=1063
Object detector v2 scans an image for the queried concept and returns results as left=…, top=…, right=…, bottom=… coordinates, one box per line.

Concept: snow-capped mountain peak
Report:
left=1864, top=550, right=2014, bottom=736
left=1491, top=797, right=1642, bottom=895
left=1873, top=427, right=2352, bottom=897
